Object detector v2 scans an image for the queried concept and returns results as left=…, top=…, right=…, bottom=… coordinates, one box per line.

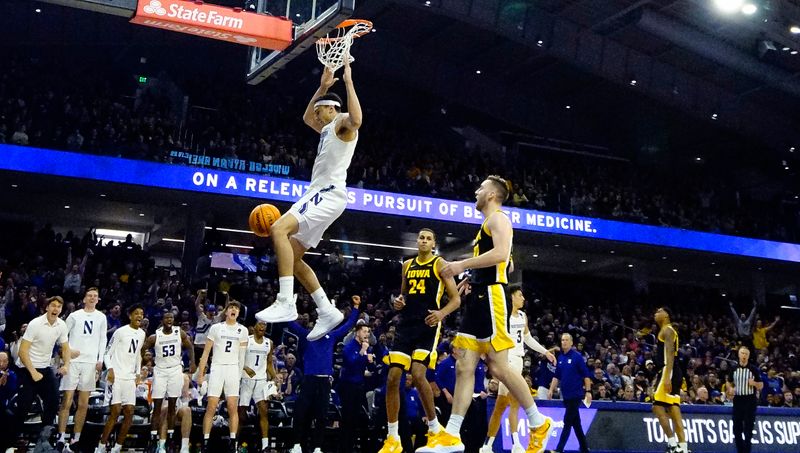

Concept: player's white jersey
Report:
left=65, top=309, right=108, bottom=363
left=208, top=322, right=248, bottom=365
left=154, top=328, right=183, bottom=370
left=242, top=336, right=271, bottom=380
left=310, top=113, right=358, bottom=189
left=509, top=310, right=527, bottom=358
left=105, top=325, right=146, bottom=380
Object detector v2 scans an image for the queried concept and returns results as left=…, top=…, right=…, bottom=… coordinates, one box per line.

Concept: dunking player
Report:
left=421, top=176, right=553, bottom=453
left=197, top=301, right=249, bottom=451
left=96, top=305, right=146, bottom=453
left=141, top=312, right=195, bottom=453
left=238, top=321, right=276, bottom=453
left=57, top=287, right=107, bottom=452
left=256, top=54, right=362, bottom=341
left=379, top=228, right=461, bottom=453
left=652, top=307, right=690, bottom=453
left=480, top=285, right=555, bottom=453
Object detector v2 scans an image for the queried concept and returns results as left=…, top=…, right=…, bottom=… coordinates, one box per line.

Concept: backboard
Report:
left=246, top=0, right=355, bottom=84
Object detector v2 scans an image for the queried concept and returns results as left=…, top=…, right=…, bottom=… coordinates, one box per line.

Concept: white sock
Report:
left=445, top=414, right=464, bottom=437
left=512, top=432, right=521, bottom=445
left=158, top=440, right=166, bottom=448
left=230, top=433, right=237, bottom=440
left=668, top=436, right=677, bottom=447
left=486, top=436, right=495, bottom=446
left=97, top=442, right=105, bottom=450
left=388, top=421, right=399, bottom=439
left=525, top=404, right=546, bottom=427
left=151, top=430, right=158, bottom=439
left=311, top=287, right=330, bottom=309
left=679, top=441, right=688, bottom=452
left=204, top=434, right=210, bottom=440
left=167, top=430, right=174, bottom=437
left=73, top=433, right=81, bottom=442
left=279, top=276, right=294, bottom=299
left=181, top=439, right=190, bottom=449
left=58, top=433, right=67, bottom=442
left=262, top=438, right=269, bottom=449
left=427, top=418, right=441, bottom=433
left=112, top=444, right=123, bottom=453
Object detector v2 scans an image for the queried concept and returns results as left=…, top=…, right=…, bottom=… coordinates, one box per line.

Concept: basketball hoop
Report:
left=316, top=19, right=373, bottom=72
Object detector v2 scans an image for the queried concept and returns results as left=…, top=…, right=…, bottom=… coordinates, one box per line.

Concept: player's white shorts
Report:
left=239, top=378, right=265, bottom=405
left=499, top=355, right=524, bottom=396
left=152, top=366, right=184, bottom=399
left=59, top=362, right=97, bottom=392
left=287, top=185, right=347, bottom=249
left=208, top=364, right=241, bottom=398
left=106, top=378, right=137, bottom=406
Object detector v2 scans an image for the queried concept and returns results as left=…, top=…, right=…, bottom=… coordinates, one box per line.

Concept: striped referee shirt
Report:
left=729, top=363, right=762, bottom=397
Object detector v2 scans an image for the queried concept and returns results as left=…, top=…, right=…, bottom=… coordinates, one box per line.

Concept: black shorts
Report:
left=387, top=321, right=441, bottom=370
left=653, top=366, right=683, bottom=407
left=452, top=283, right=514, bottom=354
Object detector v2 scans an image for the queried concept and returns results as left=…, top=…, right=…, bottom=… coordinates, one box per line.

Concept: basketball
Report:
left=248, top=203, right=281, bottom=237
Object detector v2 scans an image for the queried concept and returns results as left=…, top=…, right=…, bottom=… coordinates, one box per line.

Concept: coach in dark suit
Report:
left=727, top=346, right=763, bottom=453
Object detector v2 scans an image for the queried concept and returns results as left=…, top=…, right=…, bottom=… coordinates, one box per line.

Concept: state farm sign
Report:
left=131, top=0, right=292, bottom=50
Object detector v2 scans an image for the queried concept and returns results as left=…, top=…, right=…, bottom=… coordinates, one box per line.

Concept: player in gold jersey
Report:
left=379, top=228, right=461, bottom=453
left=653, top=307, right=689, bottom=453
left=419, top=176, right=553, bottom=453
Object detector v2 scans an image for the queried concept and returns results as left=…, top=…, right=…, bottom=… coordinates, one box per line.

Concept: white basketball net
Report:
left=316, top=21, right=372, bottom=72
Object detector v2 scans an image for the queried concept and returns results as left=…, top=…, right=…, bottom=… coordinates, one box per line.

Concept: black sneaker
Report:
left=56, top=440, right=66, bottom=452
left=228, top=439, right=237, bottom=452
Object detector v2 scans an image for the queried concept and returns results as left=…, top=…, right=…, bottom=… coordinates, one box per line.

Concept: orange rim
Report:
left=317, top=18, right=373, bottom=43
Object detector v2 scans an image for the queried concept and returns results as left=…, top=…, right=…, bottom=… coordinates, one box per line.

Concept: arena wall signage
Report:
left=2, top=145, right=799, bottom=263
left=501, top=402, right=799, bottom=452
left=130, top=0, right=292, bottom=50
left=169, top=150, right=291, bottom=176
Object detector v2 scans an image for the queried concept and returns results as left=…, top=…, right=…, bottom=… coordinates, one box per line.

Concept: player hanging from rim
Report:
left=196, top=301, right=249, bottom=452
left=479, top=286, right=555, bottom=453
left=256, top=53, right=362, bottom=341
left=379, top=228, right=461, bottom=453
left=238, top=321, right=277, bottom=453
left=95, top=305, right=146, bottom=453
left=652, top=307, right=690, bottom=453
left=141, top=311, right=196, bottom=453
left=420, top=175, right=553, bottom=453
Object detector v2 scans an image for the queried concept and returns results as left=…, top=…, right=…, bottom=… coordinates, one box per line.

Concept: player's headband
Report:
left=314, top=100, right=341, bottom=108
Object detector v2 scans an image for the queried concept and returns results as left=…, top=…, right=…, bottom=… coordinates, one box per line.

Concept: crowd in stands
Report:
left=0, top=221, right=798, bottom=431
left=2, top=56, right=799, bottom=243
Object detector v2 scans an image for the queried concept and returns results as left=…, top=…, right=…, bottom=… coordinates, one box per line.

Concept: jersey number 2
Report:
left=225, top=341, right=232, bottom=352
left=408, top=278, right=426, bottom=294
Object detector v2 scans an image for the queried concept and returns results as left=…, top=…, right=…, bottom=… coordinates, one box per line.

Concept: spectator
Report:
left=337, top=323, right=373, bottom=453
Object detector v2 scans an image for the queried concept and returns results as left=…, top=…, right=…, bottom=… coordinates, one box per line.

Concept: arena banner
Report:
left=2, top=145, right=800, bottom=263
left=169, top=150, right=291, bottom=176
left=130, top=0, right=292, bottom=50
left=500, top=402, right=800, bottom=452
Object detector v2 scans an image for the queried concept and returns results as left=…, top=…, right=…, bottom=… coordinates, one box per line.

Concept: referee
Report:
left=727, top=346, right=763, bottom=453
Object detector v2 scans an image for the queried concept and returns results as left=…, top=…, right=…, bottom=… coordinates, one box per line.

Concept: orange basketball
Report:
left=248, top=203, right=281, bottom=237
